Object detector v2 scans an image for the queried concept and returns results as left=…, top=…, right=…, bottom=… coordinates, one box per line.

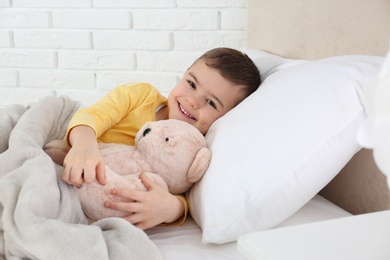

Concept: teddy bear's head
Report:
left=134, top=119, right=211, bottom=194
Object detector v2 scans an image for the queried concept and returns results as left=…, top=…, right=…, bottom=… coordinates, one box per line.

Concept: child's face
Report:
left=167, top=59, right=245, bottom=135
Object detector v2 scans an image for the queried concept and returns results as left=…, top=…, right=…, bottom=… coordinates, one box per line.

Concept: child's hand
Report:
left=62, top=125, right=106, bottom=186
left=104, top=172, right=184, bottom=230
left=62, top=144, right=106, bottom=186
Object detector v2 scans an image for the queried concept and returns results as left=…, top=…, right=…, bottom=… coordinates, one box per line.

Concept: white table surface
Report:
left=238, top=210, right=390, bottom=260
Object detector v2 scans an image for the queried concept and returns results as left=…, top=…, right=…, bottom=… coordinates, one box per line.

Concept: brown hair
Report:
left=194, top=47, right=261, bottom=103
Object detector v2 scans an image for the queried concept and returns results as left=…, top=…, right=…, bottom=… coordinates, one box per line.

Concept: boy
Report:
left=63, top=47, right=261, bottom=229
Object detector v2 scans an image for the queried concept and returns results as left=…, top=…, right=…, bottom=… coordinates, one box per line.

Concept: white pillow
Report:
left=244, top=49, right=306, bottom=78
left=186, top=50, right=384, bottom=244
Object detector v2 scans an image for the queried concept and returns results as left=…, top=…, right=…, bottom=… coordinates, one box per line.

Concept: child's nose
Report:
left=187, top=96, right=201, bottom=109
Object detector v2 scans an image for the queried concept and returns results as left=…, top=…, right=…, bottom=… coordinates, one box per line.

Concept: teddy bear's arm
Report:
left=142, top=172, right=169, bottom=191
left=44, top=139, right=70, bottom=166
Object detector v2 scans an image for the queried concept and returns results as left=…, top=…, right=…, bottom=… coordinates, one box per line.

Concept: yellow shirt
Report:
left=67, top=83, right=167, bottom=146
left=67, top=82, right=187, bottom=226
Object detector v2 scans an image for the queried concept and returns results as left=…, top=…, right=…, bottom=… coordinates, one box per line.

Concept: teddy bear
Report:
left=44, top=119, right=211, bottom=221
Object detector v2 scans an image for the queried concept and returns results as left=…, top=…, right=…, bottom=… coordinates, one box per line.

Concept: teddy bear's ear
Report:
left=187, top=147, right=212, bottom=183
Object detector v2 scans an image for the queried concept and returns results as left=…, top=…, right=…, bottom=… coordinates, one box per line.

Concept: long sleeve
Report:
left=66, top=83, right=167, bottom=146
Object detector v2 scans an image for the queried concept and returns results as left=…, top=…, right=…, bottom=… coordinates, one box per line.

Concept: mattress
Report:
left=146, top=194, right=351, bottom=259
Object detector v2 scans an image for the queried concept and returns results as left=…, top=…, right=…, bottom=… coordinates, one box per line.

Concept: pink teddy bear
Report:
left=44, top=119, right=211, bottom=221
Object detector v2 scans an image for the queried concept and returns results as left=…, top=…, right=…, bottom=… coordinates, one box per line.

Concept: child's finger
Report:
left=82, top=168, right=95, bottom=183
left=139, top=172, right=154, bottom=190
left=110, top=188, right=144, bottom=201
left=96, top=161, right=106, bottom=185
left=64, top=166, right=84, bottom=186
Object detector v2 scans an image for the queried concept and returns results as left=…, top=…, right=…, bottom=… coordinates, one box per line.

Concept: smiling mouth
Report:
left=179, top=103, right=196, bottom=120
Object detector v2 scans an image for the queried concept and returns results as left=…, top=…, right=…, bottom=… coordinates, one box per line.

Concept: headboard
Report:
left=248, top=0, right=390, bottom=214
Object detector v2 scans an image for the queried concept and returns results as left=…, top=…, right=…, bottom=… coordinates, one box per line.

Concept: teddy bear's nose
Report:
left=143, top=128, right=151, bottom=137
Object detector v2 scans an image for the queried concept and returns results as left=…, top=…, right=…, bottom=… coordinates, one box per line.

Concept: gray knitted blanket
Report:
left=0, top=95, right=162, bottom=260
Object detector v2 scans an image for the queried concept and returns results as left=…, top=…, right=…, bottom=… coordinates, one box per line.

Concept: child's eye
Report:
left=187, top=80, right=196, bottom=89
left=207, top=99, right=216, bottom=109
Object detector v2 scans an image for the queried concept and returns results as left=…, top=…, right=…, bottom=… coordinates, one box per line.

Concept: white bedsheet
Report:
left=147, top=194, right=351, bottom=259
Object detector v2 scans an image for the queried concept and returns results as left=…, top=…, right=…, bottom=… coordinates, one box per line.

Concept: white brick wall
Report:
left=0, top=0, right=248, bottom=107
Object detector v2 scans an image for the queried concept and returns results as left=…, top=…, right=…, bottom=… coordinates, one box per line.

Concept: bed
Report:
left=147, top=0, right=390, bottom=259
left=1, top=0, right=390, bottom=259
